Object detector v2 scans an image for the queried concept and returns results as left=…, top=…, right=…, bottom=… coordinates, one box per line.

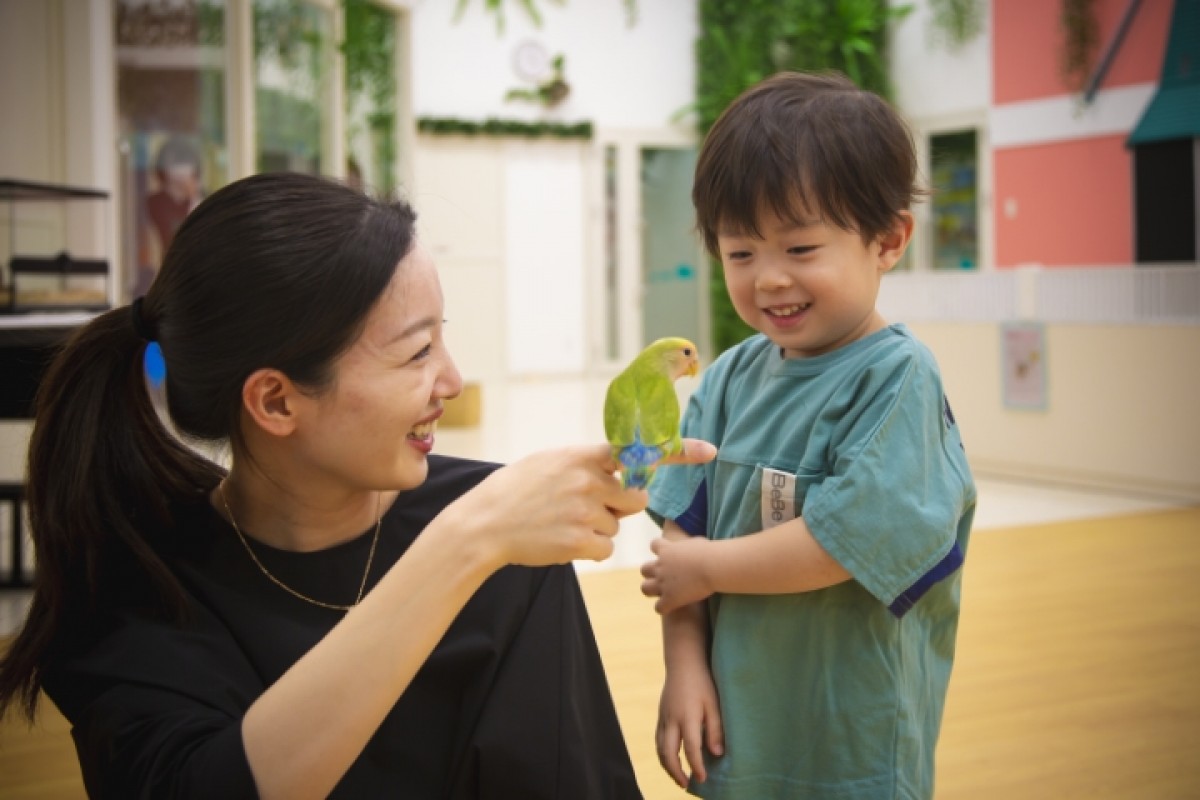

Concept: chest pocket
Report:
left=714, top=460, right=824, bottom=539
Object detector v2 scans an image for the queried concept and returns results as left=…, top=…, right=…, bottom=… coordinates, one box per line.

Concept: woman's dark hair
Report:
left=0, top=172, right=417, bottom=720
left=693, top=70, right=924, bottom=255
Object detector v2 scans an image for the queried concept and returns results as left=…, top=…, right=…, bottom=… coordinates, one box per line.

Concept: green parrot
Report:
left=604, top=337, right=700, bottom=489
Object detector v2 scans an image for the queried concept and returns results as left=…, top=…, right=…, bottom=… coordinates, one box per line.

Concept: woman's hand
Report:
left=442, top=439, right=716, bottom=569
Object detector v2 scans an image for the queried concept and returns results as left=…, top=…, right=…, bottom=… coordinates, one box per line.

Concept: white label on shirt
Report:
left=761, top=467, right=797, bottom=529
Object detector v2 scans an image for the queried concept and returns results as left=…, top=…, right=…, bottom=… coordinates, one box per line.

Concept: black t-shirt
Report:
left=43, top=455, right=642, bottom=799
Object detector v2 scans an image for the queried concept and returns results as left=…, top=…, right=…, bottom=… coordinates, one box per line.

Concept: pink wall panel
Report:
left=994, top=135, right=1134, bottom=267
left=994, top=0, right=1063, bottom=104
left=994, top=0, right=1175, bottom=105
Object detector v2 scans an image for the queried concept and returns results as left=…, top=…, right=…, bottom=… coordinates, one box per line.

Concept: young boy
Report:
left=640, top=71, right=977, bottom=799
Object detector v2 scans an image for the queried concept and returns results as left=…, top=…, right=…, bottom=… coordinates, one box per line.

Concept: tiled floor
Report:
left=0, top=375, right=1184, bottom=636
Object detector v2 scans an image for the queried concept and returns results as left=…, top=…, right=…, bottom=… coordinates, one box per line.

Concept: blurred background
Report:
left=0, top=0, right=1197, bottom=797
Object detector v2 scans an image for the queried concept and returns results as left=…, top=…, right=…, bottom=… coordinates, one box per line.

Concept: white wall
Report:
left=502, top=141, right=588, bottom=374
left=888, top=0, right=991, bottom=122
left=411, top=136, right=508, bottom=383
left=0, top=0, right=114, bottom=296
left=0, top=0, right=113, bottom=189
left=409, top=0, right=697, bottom=129
left=413, top=136, right=591, bottom=380
left=408, top=0, right=699, bottom=376
left=0, top=0, right=62, bottom=182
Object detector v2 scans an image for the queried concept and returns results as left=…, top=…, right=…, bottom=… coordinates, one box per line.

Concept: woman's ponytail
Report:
left=0, top=305, right=220, bottom=721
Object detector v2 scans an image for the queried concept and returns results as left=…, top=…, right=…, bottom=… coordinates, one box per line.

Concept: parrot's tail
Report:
left=617, top=435, right=665, bottom=489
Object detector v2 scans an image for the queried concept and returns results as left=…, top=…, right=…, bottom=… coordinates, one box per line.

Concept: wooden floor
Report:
left=1, top=506, right=1197, bottom=799
left=582, top=506, right=1200, bottom=800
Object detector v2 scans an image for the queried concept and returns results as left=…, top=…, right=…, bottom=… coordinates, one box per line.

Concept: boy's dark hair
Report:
left=0, top=172, right=417, bottom=721
left=694, top=71, right=923, bottom=255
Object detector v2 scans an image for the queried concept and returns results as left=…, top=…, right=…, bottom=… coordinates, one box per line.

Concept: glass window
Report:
left=930, top=130, right=979, bottom=271
left=114, top=0, right=408, bottom=300
left=253, top=0, right=334, bottom=175
left=640, top=147, right=701, bottom=348
left=344, top=1, right=399, bottom=194
left=115, top=0, right=229, bottom=296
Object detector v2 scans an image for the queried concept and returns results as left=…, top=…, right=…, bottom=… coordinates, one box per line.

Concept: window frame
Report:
left=909, top=111, right=993, bottom=273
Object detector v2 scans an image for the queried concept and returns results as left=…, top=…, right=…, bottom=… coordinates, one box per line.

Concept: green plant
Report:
left=505, top=54, right=571, bottom=108
left=416, top=117, right=593, bottom=138
left=927, top=0, right=984, bottom=50
left=342, top=0, right=397, bottom=190
left=454, top=0, right=638, bottom=32
left=454, top=0, right=564, bottom=32
left=695, top=0, right=911, bottom=355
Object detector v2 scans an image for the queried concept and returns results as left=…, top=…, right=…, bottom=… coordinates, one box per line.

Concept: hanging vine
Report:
left=454, top=0, right=638, bottom=32
left=1061, top=0, right=1099, bottom=92
left=341, top=0, right=397, bottom=189
left=927, top=0, right=984, bottom=50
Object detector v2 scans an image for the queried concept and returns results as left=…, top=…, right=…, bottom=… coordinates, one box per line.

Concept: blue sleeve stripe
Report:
left=673, top=478, right=708, bottom=537
left=888, top=542, right=964, bottom=618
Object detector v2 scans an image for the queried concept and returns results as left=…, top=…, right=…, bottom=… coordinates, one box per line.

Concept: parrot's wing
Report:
left=603, top=375, right=640, bottom=447
left=636, top=375, right=682, bottom=450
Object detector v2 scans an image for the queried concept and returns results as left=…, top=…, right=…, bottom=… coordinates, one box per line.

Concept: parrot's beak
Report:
left=686, top=359, right=699, bottom=378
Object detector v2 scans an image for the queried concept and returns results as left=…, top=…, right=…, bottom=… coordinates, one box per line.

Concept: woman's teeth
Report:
left=408, top=420, right=437, bottom=440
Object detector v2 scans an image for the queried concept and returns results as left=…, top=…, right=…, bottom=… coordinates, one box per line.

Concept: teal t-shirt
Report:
left=649, top=325, right=977, bottom=800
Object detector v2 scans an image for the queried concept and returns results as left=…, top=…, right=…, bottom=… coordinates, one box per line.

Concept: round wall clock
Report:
left=512, top=40, right=552, bottom=83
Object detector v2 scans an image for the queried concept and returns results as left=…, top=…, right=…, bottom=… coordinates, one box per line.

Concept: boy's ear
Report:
left=241, top=368, right=301, bottom=437
left=877, top=211, right=915, bottom=272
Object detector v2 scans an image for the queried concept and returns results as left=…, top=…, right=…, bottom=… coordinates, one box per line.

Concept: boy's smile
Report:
left=763, top=303, right=812, bottom=328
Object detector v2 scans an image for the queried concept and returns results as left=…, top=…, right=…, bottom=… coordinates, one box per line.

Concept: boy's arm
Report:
left=656, top=521, right=723, bottom=787
left=659, top=523, right=709, bottom=667
left=642, top=516, right=851, bottom=615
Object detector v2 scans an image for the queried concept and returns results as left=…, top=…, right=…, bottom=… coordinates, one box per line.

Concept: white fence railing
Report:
left=878, top=265, right=1200, bottom=325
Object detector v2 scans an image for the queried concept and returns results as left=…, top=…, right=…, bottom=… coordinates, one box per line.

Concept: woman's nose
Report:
left=438, top=352, right=465, bottom=400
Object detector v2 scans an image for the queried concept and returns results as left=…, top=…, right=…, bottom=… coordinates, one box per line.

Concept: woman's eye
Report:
left=411, top=343, right=433, bottom=362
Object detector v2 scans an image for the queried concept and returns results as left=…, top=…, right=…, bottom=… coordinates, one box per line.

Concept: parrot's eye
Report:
left=683, top=349, right=692, bottom=356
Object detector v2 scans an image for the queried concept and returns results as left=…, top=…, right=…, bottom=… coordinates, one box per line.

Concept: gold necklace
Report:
left=219, top=483, right=381, bottom=612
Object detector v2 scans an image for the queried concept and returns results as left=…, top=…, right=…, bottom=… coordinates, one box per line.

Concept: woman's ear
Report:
left=241, top=368, right=301, bottom=438
left=877, top=210, right=915, bottom=272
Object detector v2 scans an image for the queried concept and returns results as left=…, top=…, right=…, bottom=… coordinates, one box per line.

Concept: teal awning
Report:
left=1129, top=83, right=1200, bottom=145
left=1128, top=0, right=1200, bottom=146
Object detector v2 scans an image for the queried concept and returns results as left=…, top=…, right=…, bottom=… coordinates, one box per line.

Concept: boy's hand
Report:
left=657, top=653, right=724, bottom=788
left=640, top=536, right=715, bottom=614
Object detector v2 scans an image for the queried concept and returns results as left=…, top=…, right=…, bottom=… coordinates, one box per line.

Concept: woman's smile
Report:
left=407, top=408, right=442, bottom=453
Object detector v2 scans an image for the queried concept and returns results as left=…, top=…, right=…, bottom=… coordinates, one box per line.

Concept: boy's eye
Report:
left=725, top=250, right=751, bottom=260
left=788, top=245, right=818, bottom=255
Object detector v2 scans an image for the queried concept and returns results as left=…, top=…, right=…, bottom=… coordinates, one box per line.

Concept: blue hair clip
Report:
left=144, top=341, right=167, bottom=388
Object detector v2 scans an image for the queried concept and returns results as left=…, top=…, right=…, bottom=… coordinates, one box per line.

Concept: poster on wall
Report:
left=1001, top=322, right=1047, bottom=410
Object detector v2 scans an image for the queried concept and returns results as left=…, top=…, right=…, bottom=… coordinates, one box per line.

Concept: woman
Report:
left=0, top=172, right=714, bottom=799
